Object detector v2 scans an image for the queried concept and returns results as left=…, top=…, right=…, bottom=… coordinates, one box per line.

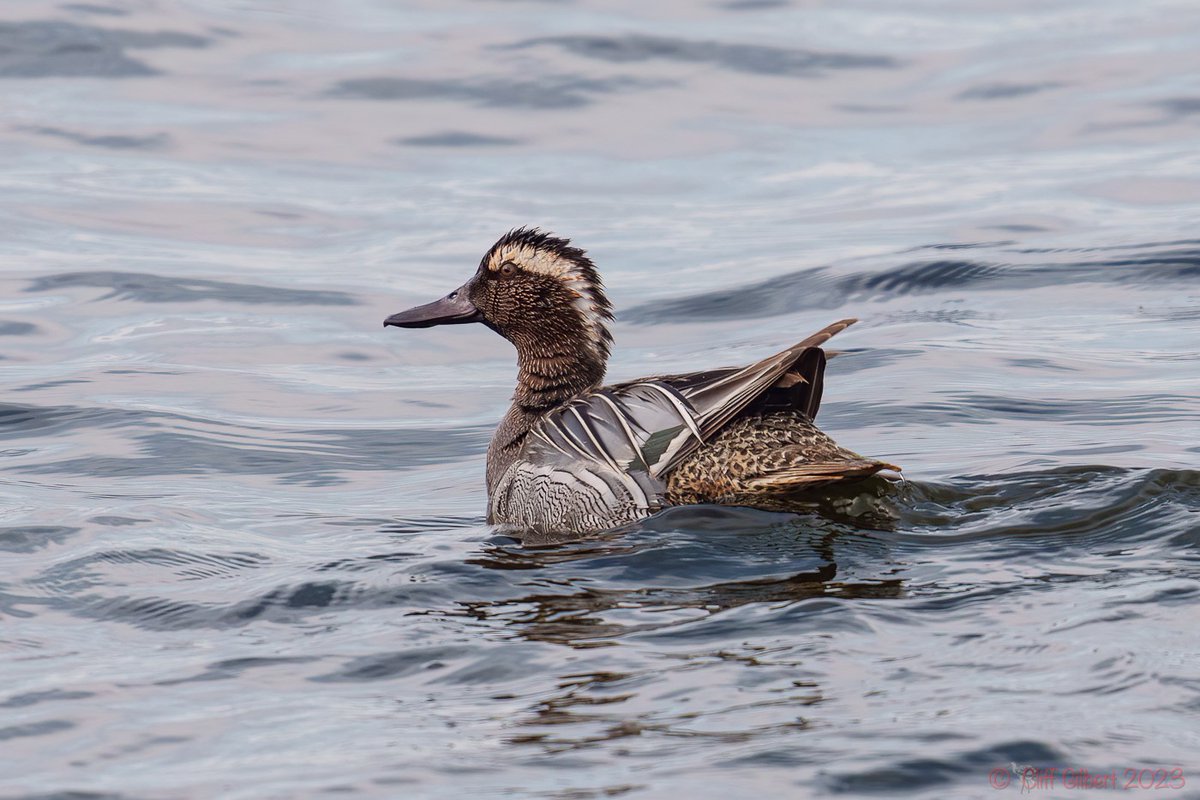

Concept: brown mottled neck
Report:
left=485, top=332, right=608, bottom=494
left=514, top=344, right=606, bottom=410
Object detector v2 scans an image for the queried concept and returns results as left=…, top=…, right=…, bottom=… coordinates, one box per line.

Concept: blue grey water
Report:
left=1, top=1, right=1199, bottom=798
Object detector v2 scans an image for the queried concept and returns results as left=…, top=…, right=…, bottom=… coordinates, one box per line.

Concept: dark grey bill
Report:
left=384, top=284, right=480, bottom=328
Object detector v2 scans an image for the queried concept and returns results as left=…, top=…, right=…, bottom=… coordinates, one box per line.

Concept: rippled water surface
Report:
left=3, top=1, right=1200, bottom=798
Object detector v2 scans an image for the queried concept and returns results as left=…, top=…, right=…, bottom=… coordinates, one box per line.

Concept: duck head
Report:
left=385, top=228, right=614, bottom=375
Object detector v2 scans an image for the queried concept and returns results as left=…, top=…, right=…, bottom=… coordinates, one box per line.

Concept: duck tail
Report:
left=743, top=458, right=901, bottom=493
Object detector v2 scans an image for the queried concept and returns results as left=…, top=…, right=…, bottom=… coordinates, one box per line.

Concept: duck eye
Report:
left=499, top=262, right=517, bottom=277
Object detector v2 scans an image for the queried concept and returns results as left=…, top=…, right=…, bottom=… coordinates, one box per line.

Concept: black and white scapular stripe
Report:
left=489, top=319, right=851, bottom=533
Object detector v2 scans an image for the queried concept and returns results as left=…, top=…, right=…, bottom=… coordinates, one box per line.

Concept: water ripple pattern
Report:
left=1, top=1, right=1199, bottom=798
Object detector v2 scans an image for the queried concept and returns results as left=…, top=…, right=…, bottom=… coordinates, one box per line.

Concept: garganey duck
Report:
left=385, top=228, right=899, bottom=533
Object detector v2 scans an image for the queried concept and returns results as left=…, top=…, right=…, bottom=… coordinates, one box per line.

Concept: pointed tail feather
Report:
left=743, top=458, right=901, bottom=493
left=775, top=346, right=826, bottom=420
left=682, top=318, right=857, bottom=440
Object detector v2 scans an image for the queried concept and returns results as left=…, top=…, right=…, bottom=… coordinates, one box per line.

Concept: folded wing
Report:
left=522, top=318, right=857, bottom=505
